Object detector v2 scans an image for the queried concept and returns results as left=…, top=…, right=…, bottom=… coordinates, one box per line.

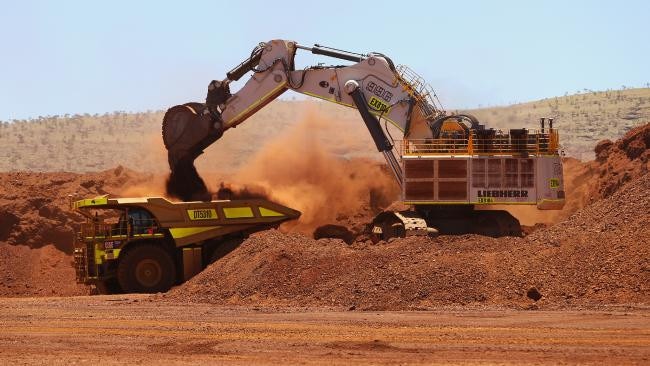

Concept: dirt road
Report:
left=0, top=296, right=648, bottom=365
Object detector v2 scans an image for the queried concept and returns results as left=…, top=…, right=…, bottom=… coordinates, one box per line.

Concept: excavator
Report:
left=162, top=39, right=565, bottom=238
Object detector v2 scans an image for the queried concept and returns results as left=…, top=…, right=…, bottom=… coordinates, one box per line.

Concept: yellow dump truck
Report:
left=72, top=196, right=300, bottom=294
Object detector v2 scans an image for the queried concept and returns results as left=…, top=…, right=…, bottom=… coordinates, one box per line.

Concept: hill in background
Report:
left=1, top=88, right=648, bottom=172
left=466, top=88, right=650, bottom=160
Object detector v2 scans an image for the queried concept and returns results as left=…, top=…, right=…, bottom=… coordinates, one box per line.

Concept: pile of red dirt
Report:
left=588, top=123, right=649, bottom=200
left=0, top=243, right=87, bottom=297
left=0, top=166, right=158, bottom=296
left=518, top=172, right=649, bottom=306
left=0, top=166, right=155, bottom=252
left=167, top=172, right=649, bottom=310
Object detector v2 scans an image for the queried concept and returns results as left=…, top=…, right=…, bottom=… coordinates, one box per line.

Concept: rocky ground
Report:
left=1, top=297, right=648, bottom=365
left=166, top=174, right=649, bottom=310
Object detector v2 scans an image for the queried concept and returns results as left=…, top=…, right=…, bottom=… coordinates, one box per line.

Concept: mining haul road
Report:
left=0, top=296, right=648, bottom=365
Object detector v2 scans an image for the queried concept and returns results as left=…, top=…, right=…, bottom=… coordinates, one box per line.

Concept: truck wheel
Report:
left=117, top=244, right=176, bottom=293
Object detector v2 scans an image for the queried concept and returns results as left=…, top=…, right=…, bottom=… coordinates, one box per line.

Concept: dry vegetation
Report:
left=1, top=88, right=648, bottom=172
left=0, top=102, right=367, bottom=173
left=0, top=111, right=165, bottom=172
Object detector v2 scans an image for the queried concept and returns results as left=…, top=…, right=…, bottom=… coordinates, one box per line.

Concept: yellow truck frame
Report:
left=72, top=196, right=300, bottom=294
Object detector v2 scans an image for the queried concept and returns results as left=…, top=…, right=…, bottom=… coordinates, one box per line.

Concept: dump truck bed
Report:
left=72, top=196, right=301, bottom=293
left=73, top=196, right=301, bottom=246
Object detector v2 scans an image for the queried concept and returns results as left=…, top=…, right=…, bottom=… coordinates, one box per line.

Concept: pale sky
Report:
left=1, top=0, right=648, bottom=120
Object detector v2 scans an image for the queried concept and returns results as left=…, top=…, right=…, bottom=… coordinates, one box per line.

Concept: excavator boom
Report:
left=162, top=40, right=446, bottom=199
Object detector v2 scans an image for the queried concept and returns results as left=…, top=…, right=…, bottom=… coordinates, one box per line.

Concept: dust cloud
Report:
left=156, top=104, right=398, bottom=232
left=118, top=177, right=168, bottom=198
left=117, top=136, right=172, bottom=198
left=215, top=182, right=269, bottom=200
left=218, top=108, right=400, bottom=233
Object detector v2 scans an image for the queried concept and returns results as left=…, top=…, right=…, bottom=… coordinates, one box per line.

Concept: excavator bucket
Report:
left=162, top=103, right=224, bottom=201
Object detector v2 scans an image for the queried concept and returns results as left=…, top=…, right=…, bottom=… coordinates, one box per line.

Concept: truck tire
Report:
left=117, top=244, right=176, bottom=293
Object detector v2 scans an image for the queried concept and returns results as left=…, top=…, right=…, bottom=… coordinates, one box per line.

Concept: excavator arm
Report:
left=162, top=39, right=446, bottom=200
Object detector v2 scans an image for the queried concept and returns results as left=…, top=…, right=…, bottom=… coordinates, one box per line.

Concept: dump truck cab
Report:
left=72, top=196, right=300, bottom=294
